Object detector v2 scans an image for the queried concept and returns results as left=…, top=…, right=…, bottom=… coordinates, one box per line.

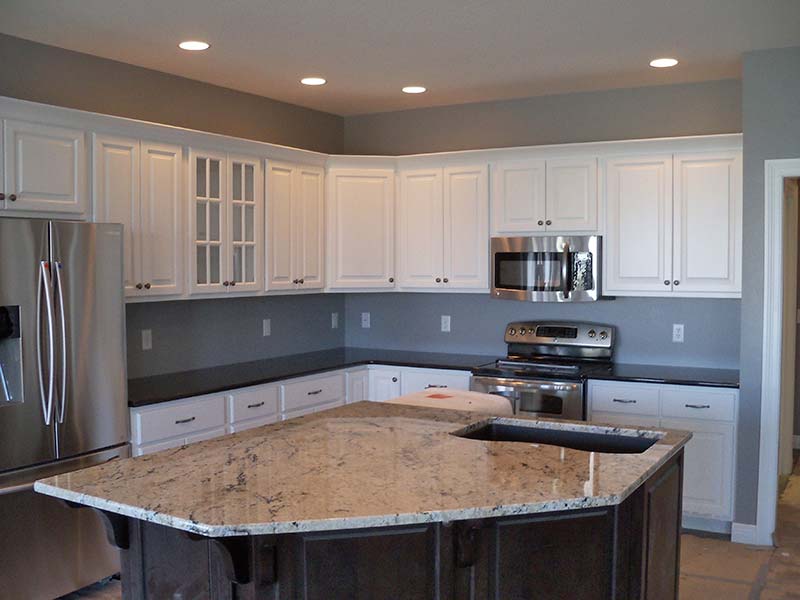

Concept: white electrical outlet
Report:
left=361, top=312, right=371, bottom=329
left=441, top=315, right=451, bottom=332
left=331, top=312, right=339, bottom=329
left=141, top=329, right=152, bottom=351
left=672, top=324, right=684, bottom=343
left=262, top=318, right=271, bottom=337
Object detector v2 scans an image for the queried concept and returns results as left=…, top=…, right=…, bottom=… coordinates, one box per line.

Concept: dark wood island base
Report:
left=86, top=451, right=683, bottom=600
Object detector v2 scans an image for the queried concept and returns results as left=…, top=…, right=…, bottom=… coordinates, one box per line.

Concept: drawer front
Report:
left=229, top=415, right=279, bottom=434
left=400, top=369, right=470, bottom=395
left=229, top=385, right=280, bottom=423
left=589, top=382, right=660, bottom=416
left=660, top=387, right=737, bottom=422
left=282, top=373, right=346, bottom=412
left=134, top=395, right=227, bottom=444
left=590, top=411, right=661, bottom=430
left=283, top=398, right=345, bottom=421
left=184, top=426, right=228, bottom=445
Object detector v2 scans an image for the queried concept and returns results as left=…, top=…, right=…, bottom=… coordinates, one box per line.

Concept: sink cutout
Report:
left=452, top=420, right=659, bottom=454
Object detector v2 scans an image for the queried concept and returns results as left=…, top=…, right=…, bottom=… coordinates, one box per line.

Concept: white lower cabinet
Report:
left=588, top=380, right=737, bottom=529
left=346, top=368, right=369, bottom=403
left=368, top=367, right=402, bottom=401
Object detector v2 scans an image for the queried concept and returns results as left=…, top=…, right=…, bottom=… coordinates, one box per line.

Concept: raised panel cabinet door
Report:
left=398, top=169, right=444, bottom=288
left=3, top=120, right=87, bottom=216
left=443, top=165, right=489, bottom=289
left=190, top=149, right=228, bottom=294
left=296, top=166, right=325, bottom=290
left=491, top=159, right=546, bottom=234
left=660, top=418, right=734, bottom=520
left=368, top=368, right=402, bottom=401
left=327, top=169, right=395, bottom=289
left=545, top=157, right=598, bottom=231
left=141, top=142, right=183, bottom=296
left=604, top=156, right=673, bottom=295
left=672, top=152, right=742, bottom=295
left=346, top=369, right=369, bottom=403
left=266, top=162, right=296, bottom=291
left=228, top=155, right=263, bottom=292
left=92, top=134, right=141, bottom=296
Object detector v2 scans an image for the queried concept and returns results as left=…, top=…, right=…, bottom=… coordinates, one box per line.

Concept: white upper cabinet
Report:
left=604, top=155, right=673, bottom=294
left=604, top=151, right=742, bottom=297
left=491, top=157, right=596, bottom=234
left=228, top=154, right=263, bottom=292
left=672, top=152, right=742, bottom=295
left=398, top=169, right=444, bottom=288
left=266, top=162, right=324, bottom=291
left=327, top=168, right=395, bottom=289
left=3, top=120, right=87, bottom=217
left=140, top=142, right=183, bottom=296
left=545, top=158, right=597, bottom=231
left=491, top=159, right=546, bottom=233
left=443, top=166, right=489, bottom=289
left=93, top=135, right=183, bottom=298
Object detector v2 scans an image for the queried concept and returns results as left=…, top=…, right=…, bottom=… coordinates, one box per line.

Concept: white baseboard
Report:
left=793, top=435, right=800, bottom=450
left=731, top=522, right=761, bottom=545
left=682, top=515, right=731, bottom=535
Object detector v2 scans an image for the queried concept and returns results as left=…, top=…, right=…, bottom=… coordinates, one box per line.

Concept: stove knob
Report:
left=518, top=327, right=526, bottom=335
left=599, top=330, right=608, bottom=340
left=587, top=329, right=596, bottom=338
left=508, top=328, right=517, bottom=336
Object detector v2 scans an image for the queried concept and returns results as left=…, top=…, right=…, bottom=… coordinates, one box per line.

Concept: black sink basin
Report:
left=452, top=421, right=659, bottom=454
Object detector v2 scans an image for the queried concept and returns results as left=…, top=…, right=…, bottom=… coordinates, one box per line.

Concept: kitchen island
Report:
left=35, top=402, right=690, bottom=599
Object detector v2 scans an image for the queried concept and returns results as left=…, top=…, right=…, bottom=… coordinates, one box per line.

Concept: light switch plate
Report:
left=263, top=318, right=271, bottom=337
left=141, top=329, right=152, bottom=351
left=331, top=312, right=339, bottom=329
left=361, top=312, right=370, bottom=328
left=672, top=324, right=684, bottom=343
left=441, top=315, right=451, bottom=332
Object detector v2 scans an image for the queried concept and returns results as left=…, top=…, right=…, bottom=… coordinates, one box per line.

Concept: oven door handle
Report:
left=561, top=241, right=571, bottom=299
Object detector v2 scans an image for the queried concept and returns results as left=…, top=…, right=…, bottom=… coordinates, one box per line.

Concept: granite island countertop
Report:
left=35, top=402, right=691, bottom=538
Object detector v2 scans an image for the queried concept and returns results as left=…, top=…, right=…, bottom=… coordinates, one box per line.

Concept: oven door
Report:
left=470, top=376, right=585, bottom=420
left=491, top=235, right=600, bottom=302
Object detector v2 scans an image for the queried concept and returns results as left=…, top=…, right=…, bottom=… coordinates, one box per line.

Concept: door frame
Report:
left=757, top=158, right=800, bottom=545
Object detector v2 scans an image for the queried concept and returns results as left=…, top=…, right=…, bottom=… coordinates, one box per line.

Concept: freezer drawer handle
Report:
left=175, top=416, right=196, bottom=425
left=54, top=262, right=68, bottom=424
left=37, top=261, right=56, bottom=426
left=247, top=402, right=265, bottom=409
left=612, top=398, right=637, bottom=404
left=685, top=404, right=711, bottom=409
left=307, top=389, right=323, bottom=395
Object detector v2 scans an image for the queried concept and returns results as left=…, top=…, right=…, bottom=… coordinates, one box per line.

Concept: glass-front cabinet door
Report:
left=228, top=155, right=263, bottom=292
left=191, top=150, right=227, bottom=293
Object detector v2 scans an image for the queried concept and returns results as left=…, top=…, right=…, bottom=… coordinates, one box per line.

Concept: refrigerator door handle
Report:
left=37, top=260, right=55, bottom=426
left=53, top=261, right=67, bottom=424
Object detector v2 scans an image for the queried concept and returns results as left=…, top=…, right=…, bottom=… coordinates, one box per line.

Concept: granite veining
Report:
left=35, top=402, right=690, bottom=537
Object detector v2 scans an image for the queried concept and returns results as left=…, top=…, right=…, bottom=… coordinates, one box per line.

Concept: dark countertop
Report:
left=586, top=363, right=740, bottom=389
left=128, top=347, right=740, bottom=408
left=128, top=348, right=498, bottom=407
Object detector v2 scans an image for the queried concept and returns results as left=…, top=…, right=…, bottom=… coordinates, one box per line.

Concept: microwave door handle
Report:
left=561, top=242, right=570, bottom=299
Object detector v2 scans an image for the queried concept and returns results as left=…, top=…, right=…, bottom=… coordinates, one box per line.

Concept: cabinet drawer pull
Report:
left=175, top=416, right=196, bottom=425
left=612, top=398, right=637, bottom=404
left=425, top=384, right=448, bottom=389
left=685, top=403, right=710, bottom=409
left=307, top=389, right=323, bottom=395
left=247, top=402, right=265, bottom=409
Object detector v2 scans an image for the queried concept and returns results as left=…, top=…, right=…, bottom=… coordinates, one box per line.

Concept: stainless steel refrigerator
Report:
left=0, top=218, right=129, bottom=599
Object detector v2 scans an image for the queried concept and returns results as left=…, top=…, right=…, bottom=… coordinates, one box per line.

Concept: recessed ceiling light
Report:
left=301, top=77, right=327, bottom=86
left=178, top=40, right=210, bottom=51
left=402, top=86, right=427, bottom=94
left=649, top=58, right=679, bottom=68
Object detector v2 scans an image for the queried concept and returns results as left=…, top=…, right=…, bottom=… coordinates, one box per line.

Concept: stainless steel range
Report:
left=470, top=321, right=615, bottom=420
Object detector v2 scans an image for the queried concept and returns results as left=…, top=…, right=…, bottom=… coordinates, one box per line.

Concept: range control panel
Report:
left=504, top=321, right=614, bottom=349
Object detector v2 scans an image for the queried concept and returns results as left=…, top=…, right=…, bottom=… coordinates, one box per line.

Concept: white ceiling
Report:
left=2, top=0, right=799, bottom=116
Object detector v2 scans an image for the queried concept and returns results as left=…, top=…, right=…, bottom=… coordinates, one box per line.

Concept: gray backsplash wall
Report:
left=126, top=294, right=346, bottom=379
left=345, top=294, right=740, bottom=368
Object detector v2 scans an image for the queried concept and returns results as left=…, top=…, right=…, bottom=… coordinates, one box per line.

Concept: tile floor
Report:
left=60, top=459, right=800, bottom=600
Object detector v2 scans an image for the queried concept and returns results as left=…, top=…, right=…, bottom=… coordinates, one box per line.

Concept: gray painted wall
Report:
left=126, top=295, right=346, bottom=379
left=738, top=46, right=800, bottom=524
left=344, top=294, right=741, bottom=368
left=0, top=33, right=343, bottom=154
left=343, top=79, right=742, bottom=155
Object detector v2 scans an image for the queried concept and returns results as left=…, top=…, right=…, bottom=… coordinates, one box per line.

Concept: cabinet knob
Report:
left=0, top=193, right=5, bottom=201
left=673, top=280, right=680, bottom=286
left=223, top=281, right=230, bottom=287
left=135, top=283, right=143, bottom=290
left=144, top=282, right=151, bottom=290
left=392, top=377, right=398, bottom=383
left=230, top=281, right=236, bottom=287
left=8, top=194, right=16, bottom=202
left=298, top=278, right=304, bottom=284
left=388, top=277, right=394, bottom=283
left=545, top=219, right=552, bottom=226
left=435, top=277, right=441, bottom=283
left=537, top=220, right=544, bottom=226
left=292, top=279, right=299, bottom=284
left=443, top=277, right=449, bottom=283
left=664, top=280, right=670, bottom=286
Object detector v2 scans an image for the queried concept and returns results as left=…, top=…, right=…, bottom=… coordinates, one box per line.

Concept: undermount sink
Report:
left=451, top=419, right=659, bottom=454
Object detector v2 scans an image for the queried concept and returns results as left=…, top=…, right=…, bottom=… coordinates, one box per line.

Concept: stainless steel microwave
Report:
left=491, top=235, right=602, bottom=302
